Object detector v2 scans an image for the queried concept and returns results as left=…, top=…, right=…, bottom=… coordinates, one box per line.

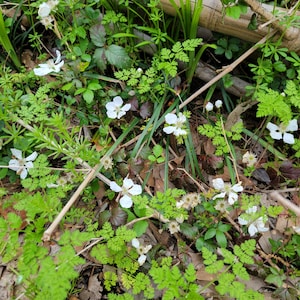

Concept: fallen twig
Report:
left=270, top=191, right=300, bottom=217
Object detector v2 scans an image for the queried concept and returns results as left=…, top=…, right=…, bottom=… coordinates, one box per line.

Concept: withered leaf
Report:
left=252, top=168, right=271, bottom=184
left=279, top=161, right=300, bottom=180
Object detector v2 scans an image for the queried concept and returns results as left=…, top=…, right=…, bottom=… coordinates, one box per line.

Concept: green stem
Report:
left=0, top=9, right=21, bottom=69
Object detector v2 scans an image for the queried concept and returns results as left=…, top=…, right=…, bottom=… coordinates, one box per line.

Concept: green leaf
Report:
left=90, top=24, right=106, bottom=47
left=153, top=144, right=163, bottom=157
left=83, top=89, right=94, bottom=104
left=93, top=48, right=107, bottom=71
left=216, top=230, right=227, bottom=248
left=133, top=220, right=148, bottom=237
left=105, top=45, right=132, bottom=69
left=204, top=228, right=216, bottom=240
left=273, top=61, right=286, bottom=72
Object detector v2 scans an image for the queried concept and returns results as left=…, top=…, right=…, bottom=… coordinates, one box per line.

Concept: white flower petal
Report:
left=106, top=102, right=117, bottom=110
left=20, top=168, right=28, bottom=179
left=25, top=162, right=34, bottom=169
left=116, top=111, right=126, bottom=119
left=177, top=113, right=186, bottom=123
left=212, top=178, right=225, bottom=190
left=246, top=206, right=257, bottom=214
left=163, top=126, right=175, bottom=134
left=286, top=119, right=298, bottom=132
left=228, top=192, right=238, bottom=205
left=55, top=50, right=61, bottom=64
left=232, top=182, right=243, bottom=193
left=128, top=184, right=142, bottom=196
left=110, top=181, right=122, bottom=192
left=215, top=100, right=223, bottom=108
left=165, top=113, right=177, bottom=125
left=113, top=96, right=123, bottom=106
left=283, top=133, right=295, bottom=144
left=213, top=192, right=226, bottom=200
left=11, top=148, right=23, bottom=159
left=138, top=254, right=147, bottom=265
left=266, top=122, right=278, bottom=132
left=123, top=178, right=134, bottom=190
left=269, top=130, right=282, bottom=140
left=238, top=217, right=249, bottom=225
left=120, top=195, right=133, bottom=208
left=248, top=223, right=258, bottom=236
left=33, top=66, right=52, bottom=76
left=25, top=151, right=38, bottom=162
left=8, top=159, right=20, bottom=171
left=38, top=2, right=51, bottom=18
left=173, top=128, right=187, bottom=136
left=53, top=60, right=64, bottom=72
left=205, top=102, right=214, bottom=111
left=121, top=103, right=131, bottom=112
left=132, top=238, right=140, bottom=248
left=106, top=110, right=117, bottom=119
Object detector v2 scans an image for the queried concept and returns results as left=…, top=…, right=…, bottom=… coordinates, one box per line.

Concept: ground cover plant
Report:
left=0, top=0, right=299, bottom=299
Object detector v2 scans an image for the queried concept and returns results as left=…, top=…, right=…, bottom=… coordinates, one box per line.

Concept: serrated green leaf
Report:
left=105, top=45, right=132, bottom=69
left=83, top=89, right=94, bottom=104
left=93, top=48, right=106, bottom=71
left=90, top=24, right=106, bottom=47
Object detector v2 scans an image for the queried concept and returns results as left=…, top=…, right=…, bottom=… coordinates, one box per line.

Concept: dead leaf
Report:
left=252, top=168, right=271, bottom=184
left=279, top=161, right=300, bottom=180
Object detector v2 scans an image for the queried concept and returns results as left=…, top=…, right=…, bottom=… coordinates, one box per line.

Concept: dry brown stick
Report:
left=270, top=191, right=300, bottom=217
left=174, top=29, right=277, bottom=112
left=42, top=165, right=100, bottom=241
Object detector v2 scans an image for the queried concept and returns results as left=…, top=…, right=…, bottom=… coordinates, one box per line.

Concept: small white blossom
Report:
left=33, top=50, right=64, bottom=76
left=215, top=100, right=223, bottom=108
left=242, top=151, right=257, bottom=167
left=168, top=221, right=180, bottom=234
left=8, top=148, right=38, bottom=179
left=131, top=238, right=152, bottom=265
left=163, top=112, right=187, bottom=137
left=266, top=119, right=298, bottom=145
left=238, top=206, right=269, bottom=236
left=106, top=96, right=131, bottom=119
left=38, top=2, right=52, bottom=18
left=292, top=226, right=300, bottom=234
left=40, top=15, right=54, bottom=28
left=100, top=155, right=113, bottom=170
left=214, top=199, right=230, bottom=213
left=177, top=193, right=201, bottom=210
left=110, top=177, right=142, bottom=208
left=205, top=102, right=214, bottom=112
left=212, top=178, right=243, bottom=205
left=38, top=0, right=58, bottom=18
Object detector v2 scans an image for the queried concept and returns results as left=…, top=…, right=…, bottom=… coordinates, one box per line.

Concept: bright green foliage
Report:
left=148, top=144, right=165, bottom=163
left=149, top=258, right=203, bottom=300
left=115, top=39, right=201, bottom=98
left=150, top=188, right=187, bottom=220
left=201, top=239, right=263, bottom=299
left=198, top=119, right=243, bottom=155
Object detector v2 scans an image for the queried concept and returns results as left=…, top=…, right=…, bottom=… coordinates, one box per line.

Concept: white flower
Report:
left=214, top=199, right=230, bottom=213
left=168, top=221, right=180, bottom=234
left=38, top=2, right=52, bottom=18
left=266, top=119, right=298, bottom=144
left=242, top=151, right=257, bottom=167
left=38, top=0, right=58, bottom=18
left=215, top=100, right=223, bottom=108
left=205, top=102, right=214, bottom=112
left=33, top=50, right=64, bottom=76
left=238, top=206, right=269, bottom=236
left=8, top=148, right=38, bottom=179
left=40, top=15, right=54, bottom=28
left=106, top=96, right=131, bottom=119
left=100, top=155, right=113, bottom=170
left=212, top=178, right=243, bottom=205
left=177, top=193, right=201, bottom=210
left=131, top=238, right=152, bottom=265
left=110, top=177, right=142, bottom=208
left=163, top=112, right=187, bottom=137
